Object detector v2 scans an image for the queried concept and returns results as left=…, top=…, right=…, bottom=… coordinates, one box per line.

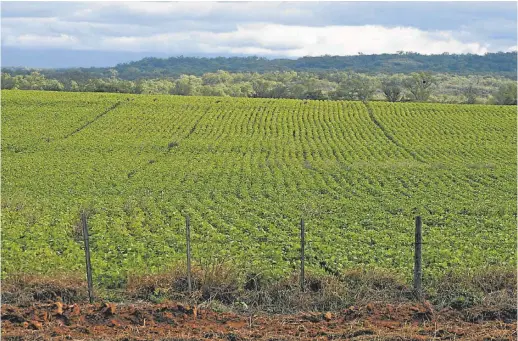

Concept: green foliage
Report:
left=171, top=75, right=203, bottom=96
left=491, top=82, right=517, bottom=105
left=83, top=78, right=136, bottom=93
left=334, top=73, right=377, bottom=102
left=381, top=76, right=404, bottom=102
left=462, top=79, right=479, bottom=104
left=1, top=91, right=516, bottom=288
left=305, top=89, right=328, bottom=100
left=403, top=72, right=436, bottom=101
left=2, top=72, right=65, bottom=91
left=2, top=70, right=515, bottom=105
left=137, top=79, right=175, bottom=95
left=5, top=52, right=515, bottom=80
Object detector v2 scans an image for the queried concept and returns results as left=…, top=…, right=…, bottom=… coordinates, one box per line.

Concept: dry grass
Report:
left=471, top=266, right=517, bottom=294
left=124, top=266, right=412, bottom=313
left=429, top=266, right=516, bottom=314
left=2, top=265, right=515, bottom=318
left=126, top=261, right=241, bottom=305
left=2, top=273, right=88, bottom=306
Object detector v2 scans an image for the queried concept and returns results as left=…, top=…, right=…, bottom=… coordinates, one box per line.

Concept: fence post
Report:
left=186, top=215, right=192, bottom=293
left=413, top=216, right=422, bottom=300
left=300, top=218, right=305, bottom=292
left=81, top=212, right=94, bottom=304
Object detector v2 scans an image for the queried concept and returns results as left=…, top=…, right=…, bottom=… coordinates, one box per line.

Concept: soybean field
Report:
left=2, top=90, right=516, bottom=287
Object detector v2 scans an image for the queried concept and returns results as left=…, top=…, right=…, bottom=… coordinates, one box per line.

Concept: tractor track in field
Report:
left=125, top=107, right=211, bottom=180
left=64, top=101, right=122, bottom=139
left=364, top=102, right=425, bottom=163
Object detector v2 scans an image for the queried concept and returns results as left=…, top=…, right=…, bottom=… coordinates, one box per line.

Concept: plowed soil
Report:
left=2, top=301, right=516, bottom=340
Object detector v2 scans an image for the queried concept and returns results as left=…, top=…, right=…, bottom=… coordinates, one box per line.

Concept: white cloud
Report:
left=73, top=24, right=489, bottom=56
left=3, top=33, right=80, bottom=49
left=1, top=2, right=514, bottom=59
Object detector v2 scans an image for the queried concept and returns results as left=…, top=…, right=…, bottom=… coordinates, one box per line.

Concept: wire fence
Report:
left=80, top=211, right=425, bottom=303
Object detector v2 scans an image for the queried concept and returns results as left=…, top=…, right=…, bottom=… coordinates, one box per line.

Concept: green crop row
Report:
left=2, top=90, right=516, bottom=288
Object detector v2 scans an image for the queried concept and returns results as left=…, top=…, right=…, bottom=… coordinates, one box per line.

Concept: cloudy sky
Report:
left=1, top=1, right=517, bottom=68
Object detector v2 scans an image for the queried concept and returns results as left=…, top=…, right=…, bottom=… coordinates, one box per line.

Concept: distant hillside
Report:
left=3, top=52, right=517, bottom=81
left=116, top=52, right=517, bottom=78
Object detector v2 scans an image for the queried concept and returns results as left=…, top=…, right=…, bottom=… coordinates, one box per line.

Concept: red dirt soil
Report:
left=2, top=301, right=516, bottom=340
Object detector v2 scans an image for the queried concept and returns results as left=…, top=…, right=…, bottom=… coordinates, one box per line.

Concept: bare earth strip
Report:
left=2, top=302, right=516, bottom=341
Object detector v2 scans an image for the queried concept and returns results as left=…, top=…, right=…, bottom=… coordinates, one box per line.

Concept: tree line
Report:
left=2, top=70, right=516, bottom=105
left=4, top=52, right=516, bottom=80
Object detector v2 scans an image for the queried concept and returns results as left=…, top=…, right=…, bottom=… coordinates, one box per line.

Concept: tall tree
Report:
left=492, top=82, right=517, bottom=105
left=462, top=77, right=479, bottom=104
left=403, top=72, right=436, bottom=102
left=251, top=79, right=277, bottom=98
left=172, top=75, right=202, bottom=96
left=381, top=76, right=403, bottom=102
left=334, top=73, right=376, bottom=102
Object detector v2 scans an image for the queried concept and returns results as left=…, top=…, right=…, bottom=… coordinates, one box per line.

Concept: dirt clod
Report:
left=54, top=301, right=63, bottom=315
left=70, top=304, right=81, bottom=316
left=109, top=319, right=121, bottom=327
left=177, top=303, right=197, bottom=316
left=29, top=320, right=43, bottom=330
left=101, top=302, right=116, bottom=316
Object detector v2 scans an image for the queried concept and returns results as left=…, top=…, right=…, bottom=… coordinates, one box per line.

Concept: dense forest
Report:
left=2, top=52, right=517, bottom=82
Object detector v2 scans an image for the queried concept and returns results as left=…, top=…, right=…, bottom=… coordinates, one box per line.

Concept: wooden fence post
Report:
left=413, top=216, right=422, bottom=300
left=186, top=215, right=192, bottom=293
left=81, top=212, right=94, bottom=304
left=300, top=218, right=305, bottom=292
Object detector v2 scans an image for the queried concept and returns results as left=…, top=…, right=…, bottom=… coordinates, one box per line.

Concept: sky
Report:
left=1, top=1, right=517, bottom=68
